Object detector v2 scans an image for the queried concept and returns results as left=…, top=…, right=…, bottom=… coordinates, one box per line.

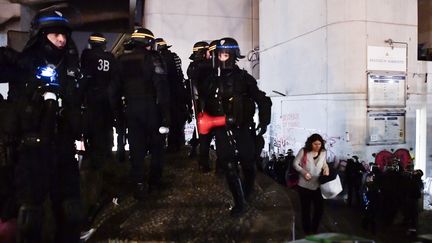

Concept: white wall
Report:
left=260, top=0, right=431, bottom=173
left=143, top=0, right=259, bottom=78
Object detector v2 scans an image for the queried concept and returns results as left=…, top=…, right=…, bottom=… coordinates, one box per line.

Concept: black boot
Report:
left=227, top=177, right=246, bottom=217
left=198, top=159, right=211, bottom=173
left=215, top=159, right=224, bottom=176
left=188, top=135, right=198, bottom=158
left=133, top=183, right=146, bottom=200
left=243, top=171, right=256, bottom=202
left=242, top=161, right=257, bottom=202
left=188, top=146, right=197, bottom=158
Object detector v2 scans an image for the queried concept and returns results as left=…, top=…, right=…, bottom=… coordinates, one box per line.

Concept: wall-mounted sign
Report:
left=367, top=110, right=405, bottom=145
left=367, top=73, right=406, bottom=107
left=367, top=46, right=406, bottom=72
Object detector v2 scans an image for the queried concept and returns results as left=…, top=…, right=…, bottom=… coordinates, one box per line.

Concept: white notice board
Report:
left=367, top=73, right=406, bottom=107
left=367, top=46, right=406, bottom=72
left=367, top=110, right=405, bottom=145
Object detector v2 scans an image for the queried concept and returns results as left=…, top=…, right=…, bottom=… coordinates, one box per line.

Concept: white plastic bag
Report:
left=320, top=174, right=343, bottom=199
left=424, top=177, right=432, bottom=196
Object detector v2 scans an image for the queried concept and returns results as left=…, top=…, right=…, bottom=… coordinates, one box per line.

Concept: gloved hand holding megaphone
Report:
left=197, top=112, right=234, bottom=135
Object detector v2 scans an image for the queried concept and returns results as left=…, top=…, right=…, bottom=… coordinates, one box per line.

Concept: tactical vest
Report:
left=206, top=69, right=255, bottom=126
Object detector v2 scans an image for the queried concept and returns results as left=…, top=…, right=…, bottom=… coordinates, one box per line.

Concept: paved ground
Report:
left=83, top=147, right=432, bottom=243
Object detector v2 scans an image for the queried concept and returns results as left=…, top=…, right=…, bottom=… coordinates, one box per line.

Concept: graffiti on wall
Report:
left=267, top=111, right=346, bottom=163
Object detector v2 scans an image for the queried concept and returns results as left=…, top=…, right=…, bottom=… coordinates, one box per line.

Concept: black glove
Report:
left=160, top=103, right=171, bottom=128
left=186, top=113, right=193, bottom=123
left=256, top=123, right=267, bottom=136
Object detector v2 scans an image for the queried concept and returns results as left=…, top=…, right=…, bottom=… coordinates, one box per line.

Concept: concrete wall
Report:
left=260, top=0, right=431, bottom=176
left=143, top=0, right=259, bottom=78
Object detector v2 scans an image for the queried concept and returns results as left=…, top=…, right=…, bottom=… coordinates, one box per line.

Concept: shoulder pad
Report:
left=239, top=69, right=256, bottom=84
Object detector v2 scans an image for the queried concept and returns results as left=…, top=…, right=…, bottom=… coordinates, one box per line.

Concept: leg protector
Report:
left=16, top=204, right=43, bottom=243
left=55, top=199, right=83, bottom=243
left=226, top=162, right=246, bottom=217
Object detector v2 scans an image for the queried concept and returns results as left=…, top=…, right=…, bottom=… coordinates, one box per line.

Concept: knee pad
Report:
left=17, top=204, right=43, bottom=238
left=62, top=199, right=84, bottom=226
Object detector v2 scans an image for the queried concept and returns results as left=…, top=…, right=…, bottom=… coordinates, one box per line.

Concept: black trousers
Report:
left=213, top=126, right=256, bottom=198
left=126, top=100, right=165, bottom=186
left=297, top=186, right=324, bottom=234
left=167, top=106, right=186, bottom=150
left=15, top=138, right=82, bottom=243
left=197, top=132, right=214, bottom=169
left=83, top=97, right=113, bottom=169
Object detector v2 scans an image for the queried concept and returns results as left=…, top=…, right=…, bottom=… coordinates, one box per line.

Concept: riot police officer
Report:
left=186, top=41, right=213, bottom=166
left=0, top=46, right=20, bottom=229
left=80, top=32, right=119, bottom=230
left=0, top=92, right=18, bottom=239
left=192, top=40, right=221, bottom=173
left=154, top=38, right=188, bottom=153
left=14, top=10, right=83, bottom=242
left=0, top=46, right=23, bottom=101
left=202, top=37, right=271, bottom=216
left=80, top=33, right=117, bottom=167
left=112, top=28, right=170, bottom=199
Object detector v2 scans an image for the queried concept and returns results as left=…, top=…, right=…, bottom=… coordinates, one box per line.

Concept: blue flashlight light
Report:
left=36, top=65, right=60, bottom=87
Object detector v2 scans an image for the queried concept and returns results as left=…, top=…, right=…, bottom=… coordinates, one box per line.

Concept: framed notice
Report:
left=367, top=73, right=406, bottom=107
left=367, top=110, right=405, bottom=145
left=367, top=46, right=406, bottom=72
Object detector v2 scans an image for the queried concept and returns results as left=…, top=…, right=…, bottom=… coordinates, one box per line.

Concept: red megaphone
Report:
left=197, top=112, right=227, bottom=135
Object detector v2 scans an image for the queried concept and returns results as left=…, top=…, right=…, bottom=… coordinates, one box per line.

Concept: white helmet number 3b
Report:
left=97, top=59, right=110, bottom=71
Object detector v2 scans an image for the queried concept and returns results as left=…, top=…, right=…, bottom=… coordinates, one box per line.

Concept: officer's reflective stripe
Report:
left=132, top=33, right=155, bottom=39
left=89, top=36, right=106, bottom=42
left=217, top=45, right=239, bottom=49
left=38, top=16, right=69, bottom=23
left=193, top=46, right=208, bottom=52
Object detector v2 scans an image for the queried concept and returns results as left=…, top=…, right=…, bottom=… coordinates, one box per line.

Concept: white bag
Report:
left=320, top=174, right=342, bottom=199
left=424, top=177, right=432, bottom=196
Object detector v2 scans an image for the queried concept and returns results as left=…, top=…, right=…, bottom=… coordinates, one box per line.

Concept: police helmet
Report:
left=208, top=39, right=219, bottom=67
left=154, top=38, right=171, bottom=51
left=88, top=32, right=107, bottom=48
left=208, top=40, right=218, bottom=54
left=189, top=41, right=209, bottom=61
left=30, top=10, right=71, bottom=39
left=216, top=37, right=245, bottom=59
left=24, top=10, right=71, bottom=52
left=216, top=37, right=244, bottom=69
left=130, top=27, right=155, bottom=47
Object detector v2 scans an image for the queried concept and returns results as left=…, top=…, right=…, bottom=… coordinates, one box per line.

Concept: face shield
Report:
left=217, top=49, right=236, bottom=70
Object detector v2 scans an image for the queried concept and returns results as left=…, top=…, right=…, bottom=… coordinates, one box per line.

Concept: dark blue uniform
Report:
left=80, top=46, right=118, bottom=168
left=157, top=47, right=187, bottom=152
left=113, top=43, right=170, bottom=198
left=204, top=66, right=271, bottom=215
left=187, top=59, right=214, bottom=171
left=13, top=10, right=83, bottom=243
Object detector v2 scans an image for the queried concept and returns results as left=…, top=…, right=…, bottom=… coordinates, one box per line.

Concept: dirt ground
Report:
left=84, top=147, right=432, bottom=243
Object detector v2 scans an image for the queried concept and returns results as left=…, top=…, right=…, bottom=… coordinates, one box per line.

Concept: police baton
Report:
left=188, top=78, right=200, bottom=138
